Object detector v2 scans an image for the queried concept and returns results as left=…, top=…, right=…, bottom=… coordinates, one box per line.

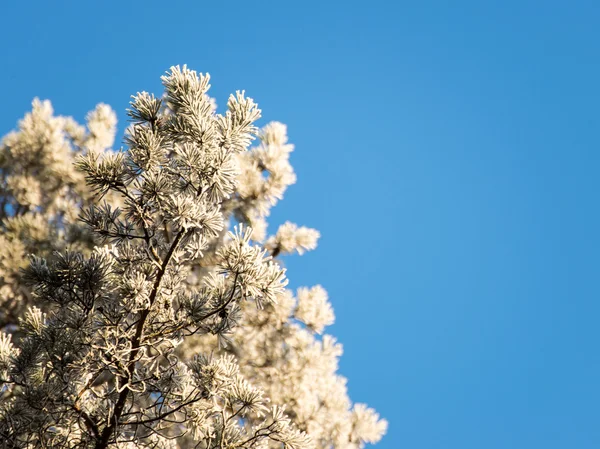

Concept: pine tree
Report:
left=0, top=66, right=387, bottom=449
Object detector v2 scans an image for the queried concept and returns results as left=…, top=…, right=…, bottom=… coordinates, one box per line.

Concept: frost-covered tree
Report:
left=0, top=66, right=387, bottom=449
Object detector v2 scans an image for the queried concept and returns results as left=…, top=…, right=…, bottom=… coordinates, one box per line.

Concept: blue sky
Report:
left=2, top=1, right=600, bottom=448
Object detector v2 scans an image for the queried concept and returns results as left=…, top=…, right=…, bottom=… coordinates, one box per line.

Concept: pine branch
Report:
left=95, top=228, right=186, bottom=449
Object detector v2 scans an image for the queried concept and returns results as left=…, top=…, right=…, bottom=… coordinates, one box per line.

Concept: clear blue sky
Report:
left=2, top=1, right=599, bottom=448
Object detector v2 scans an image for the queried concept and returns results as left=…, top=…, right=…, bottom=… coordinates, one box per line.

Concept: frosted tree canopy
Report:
left=0, top=66, right=387, bottom=449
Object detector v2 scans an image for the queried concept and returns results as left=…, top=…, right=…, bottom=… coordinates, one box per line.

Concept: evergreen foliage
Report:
left=0, top=66, right=387, bottom=449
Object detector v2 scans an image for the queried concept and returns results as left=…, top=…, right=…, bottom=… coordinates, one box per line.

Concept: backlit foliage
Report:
left=0, top=66, right=387, bottom=449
